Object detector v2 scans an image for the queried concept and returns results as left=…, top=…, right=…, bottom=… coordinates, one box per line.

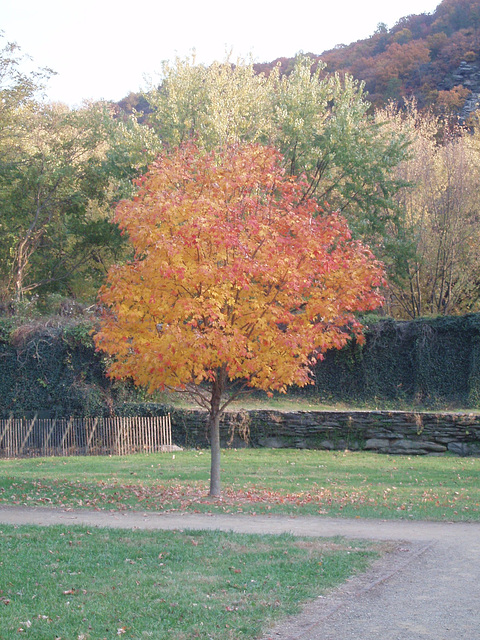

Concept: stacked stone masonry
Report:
left=172, top=409, right=480, bottom=456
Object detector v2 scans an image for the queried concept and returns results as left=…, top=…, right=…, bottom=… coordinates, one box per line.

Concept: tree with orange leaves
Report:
left=94, top=143, right=384, bottom=496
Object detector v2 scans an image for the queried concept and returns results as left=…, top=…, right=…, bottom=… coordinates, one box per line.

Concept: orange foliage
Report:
left=279, top=0, right=480, bottom=111
left=94, top=143, right=384, bottom=395
left=437, top=85, right=472, bottom=110
left=376, top=41, right=431, bottom=83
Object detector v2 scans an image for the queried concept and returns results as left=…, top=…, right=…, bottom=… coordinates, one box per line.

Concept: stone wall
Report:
left=171, top=409, right=480, bottom=456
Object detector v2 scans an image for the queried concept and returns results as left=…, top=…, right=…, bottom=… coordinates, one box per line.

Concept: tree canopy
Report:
left=94, top=143, right=385, bottom=494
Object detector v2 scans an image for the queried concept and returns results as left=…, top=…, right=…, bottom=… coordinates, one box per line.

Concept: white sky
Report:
left=2, top=0, right=441, bottom=107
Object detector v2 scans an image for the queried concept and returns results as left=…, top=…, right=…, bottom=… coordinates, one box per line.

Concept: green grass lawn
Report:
left=147, top=389, right=480, bottom=412
left=1, top=449, right=477, bottom=638
left=0, top=524, right=380, bottom=639
left=1, top=449, right=479, bottom=520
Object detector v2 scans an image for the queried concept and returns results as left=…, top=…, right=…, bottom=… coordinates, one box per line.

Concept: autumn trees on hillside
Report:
left=318, top=0, right=480, bottom=111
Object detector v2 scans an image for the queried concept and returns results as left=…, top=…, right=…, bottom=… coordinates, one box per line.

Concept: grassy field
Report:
left=0, top=524, right=380, bottom=639
left=1, top=449, right=479, bottom=520
left=1, top=449, right=477, bottom=638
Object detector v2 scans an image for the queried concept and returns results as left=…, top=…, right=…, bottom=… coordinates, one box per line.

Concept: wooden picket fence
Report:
left=0, top=414, right=173, bottom=458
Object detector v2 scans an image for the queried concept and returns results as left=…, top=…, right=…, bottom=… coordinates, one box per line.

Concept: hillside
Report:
left=253, top=0, right=480, bottom=115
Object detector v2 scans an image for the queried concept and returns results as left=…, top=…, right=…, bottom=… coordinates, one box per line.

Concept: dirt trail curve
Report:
left=0, top=507, right=479, bottom=639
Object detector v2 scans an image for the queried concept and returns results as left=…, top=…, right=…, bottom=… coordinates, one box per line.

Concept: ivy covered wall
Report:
left=1, top=314, right=480, bottom=417
left=307, top=314, right=480, bottom=407
left=0, top=320, right=130, bottom=418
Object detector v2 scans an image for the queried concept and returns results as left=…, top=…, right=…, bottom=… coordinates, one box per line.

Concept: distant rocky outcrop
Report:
left=443, top=61, right=480, bottom=120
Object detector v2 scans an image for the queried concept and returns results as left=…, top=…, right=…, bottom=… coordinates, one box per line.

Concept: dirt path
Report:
left=0, top=506, right=479, bottom=639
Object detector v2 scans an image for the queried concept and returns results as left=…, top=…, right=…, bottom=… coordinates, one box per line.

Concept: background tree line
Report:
left=2, top=5, right=480, bottom=321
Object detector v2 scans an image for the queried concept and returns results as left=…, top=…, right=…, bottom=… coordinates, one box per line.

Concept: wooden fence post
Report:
left=19, top=413, right=38, bottom=456
left=86, top=418, right=99, bottom=454
left=44, top=418, right=58, bottom=456
left=113, top=417, right=123, bottom=456
left=60, top=418, right=74, bottom=456
left=0, top=414, right=13, bottom=452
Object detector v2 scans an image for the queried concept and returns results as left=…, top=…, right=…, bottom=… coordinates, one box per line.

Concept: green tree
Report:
left=0, top=33, right=163, bottom=306
left=271, top=60, right=409, bottom=244
left=0, top=100, right=161, bottom=303
left=0, top=33, right=52, bottom=134
left=145, top=54, right=408, bottom=259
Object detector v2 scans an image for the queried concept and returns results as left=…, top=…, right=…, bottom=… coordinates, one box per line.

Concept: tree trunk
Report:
left=209, top=410, right=221, bottom=497
left=208, top=368, right=226, bottom=497
left=13, top=236, right=30, bottom=304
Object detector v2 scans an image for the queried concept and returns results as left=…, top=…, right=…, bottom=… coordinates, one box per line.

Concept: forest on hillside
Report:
left=256, top=0, right=480, bottom=114
left=2, top=0, right=480, bottom=325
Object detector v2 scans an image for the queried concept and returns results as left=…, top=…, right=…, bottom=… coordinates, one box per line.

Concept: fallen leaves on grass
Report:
left=2, top=478, right=366, bottom=511
left=1, top=478, right=477, bottom=517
